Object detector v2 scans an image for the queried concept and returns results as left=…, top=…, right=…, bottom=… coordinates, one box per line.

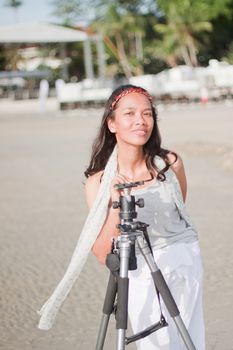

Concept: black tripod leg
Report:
left=137, top=237, right=196, bottom=350
left=151, top=270, right=196, bottom=349
left=95, top=272, right=118, bottom=350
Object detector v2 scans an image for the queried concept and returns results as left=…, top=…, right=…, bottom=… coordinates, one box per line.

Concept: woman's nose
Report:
left=135, top=112, right=145, bottom=124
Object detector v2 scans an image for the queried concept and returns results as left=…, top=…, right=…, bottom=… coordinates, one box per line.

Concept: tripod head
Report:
left=111, top=181, right=147, bottom=271
left=112, top=181, right=144, bottom=222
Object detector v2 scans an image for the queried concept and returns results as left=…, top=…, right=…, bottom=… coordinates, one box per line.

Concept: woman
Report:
left=85, top=85, right=205, bottom=349
left=38, top=84, right=205, bottom=349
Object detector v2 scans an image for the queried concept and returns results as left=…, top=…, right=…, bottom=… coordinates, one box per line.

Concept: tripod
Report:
left=95, top=181, right=196, bottom=350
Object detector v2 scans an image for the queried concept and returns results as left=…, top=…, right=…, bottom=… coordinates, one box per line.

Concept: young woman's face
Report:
left=107, top=92, right=154, bottom=147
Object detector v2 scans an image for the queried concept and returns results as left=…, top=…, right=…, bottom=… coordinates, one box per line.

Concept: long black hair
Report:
left=84, top=84, right=176, bottom=180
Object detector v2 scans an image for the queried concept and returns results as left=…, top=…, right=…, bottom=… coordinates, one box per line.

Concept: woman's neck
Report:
left=117, top=145, right=148, bottom=180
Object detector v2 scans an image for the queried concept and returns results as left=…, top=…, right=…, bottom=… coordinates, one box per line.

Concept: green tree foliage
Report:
left=92, top=3, right=147, bottom=77
left=201, top=0, right=233, bottom=64
left=154, top=0, right=220, bottom=67
left=50, top=0, right=233, bottom=77
left=93, top=0, right=160, bottom=76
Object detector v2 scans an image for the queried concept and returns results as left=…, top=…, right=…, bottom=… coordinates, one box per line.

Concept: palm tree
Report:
left=148, top=41, right=179, bottom=68
left=149, top=24, right=180, bottom=67
left=154, top=0, right=212, bottom=66
left=4, top=0, right=23, bottom=23
left=92, top=3, right=146, bottom=78
left=93, top=4, right=133, bottom=78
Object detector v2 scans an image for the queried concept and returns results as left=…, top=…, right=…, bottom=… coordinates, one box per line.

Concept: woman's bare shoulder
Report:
left=85, top=170, right=103, bottom=187
left=167, top=151, right=184, bottom=171
left=85, top=171, right=104, bottom=208
left=167, top=151, right=187, bottom=201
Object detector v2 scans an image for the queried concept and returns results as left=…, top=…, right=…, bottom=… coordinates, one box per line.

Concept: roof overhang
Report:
left=0, top=22, right=88, bottom=44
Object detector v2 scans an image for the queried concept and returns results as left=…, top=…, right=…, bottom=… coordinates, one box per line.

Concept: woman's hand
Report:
left=110, top=173, right=132, bottom=204
left=86, top=172, right=132, bottom=264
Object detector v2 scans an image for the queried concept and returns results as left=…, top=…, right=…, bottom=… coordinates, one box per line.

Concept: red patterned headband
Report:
left=110, top=87, right=152, bottom=110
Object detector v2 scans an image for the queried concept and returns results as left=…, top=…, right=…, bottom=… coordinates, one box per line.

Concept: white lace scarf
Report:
left=38, top=146, right=118, bottom=330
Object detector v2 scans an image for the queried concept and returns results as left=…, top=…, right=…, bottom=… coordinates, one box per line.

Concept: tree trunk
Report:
left=167, top=56, right=178, bottom=67
left=188, top=39, right=198, bottom=67
left=135, top=33, right=143, bottom=60
left=180, top=46, right=193, bottom=66
left=128, top=32, right=135, bottom=57
left=134, top=65, right=144, bottom=76
left=103, top=36, right=120, bottom=60
left=115, top=32, right=132, bottom=78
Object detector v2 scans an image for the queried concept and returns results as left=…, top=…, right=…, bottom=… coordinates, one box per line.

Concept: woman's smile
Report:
left=132, top=128, right=148, bottom=136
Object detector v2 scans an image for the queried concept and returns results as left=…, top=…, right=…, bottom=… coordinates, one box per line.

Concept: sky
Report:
left=0, top=0, right=58, bottom=26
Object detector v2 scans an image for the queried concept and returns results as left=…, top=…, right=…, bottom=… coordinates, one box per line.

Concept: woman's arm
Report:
left=167, top=153, right=187, bottom=202
left=85, top=172, right=129, bottom=264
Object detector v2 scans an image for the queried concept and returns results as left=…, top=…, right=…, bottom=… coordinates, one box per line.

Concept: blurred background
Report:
left=0, top=1, right=233, bottom=350
left=0, top=0, right=233, bottom=107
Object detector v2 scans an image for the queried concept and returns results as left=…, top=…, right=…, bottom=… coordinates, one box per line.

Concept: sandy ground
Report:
left=0, top=98, right=233, bottom=350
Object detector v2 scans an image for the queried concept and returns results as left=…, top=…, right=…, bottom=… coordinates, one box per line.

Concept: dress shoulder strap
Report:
left=154, top=155, right=196, bottom=230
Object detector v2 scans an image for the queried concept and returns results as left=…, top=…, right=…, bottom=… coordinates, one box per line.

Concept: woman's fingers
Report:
left=115, top=173, right=132, bottom=183
left=110, top=174, right=132, bottom=202
left=112, top=174, right=132, bottom=190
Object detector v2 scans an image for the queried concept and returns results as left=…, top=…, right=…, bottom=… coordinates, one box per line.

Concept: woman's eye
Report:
left=144, top=113, right=152, bottom=117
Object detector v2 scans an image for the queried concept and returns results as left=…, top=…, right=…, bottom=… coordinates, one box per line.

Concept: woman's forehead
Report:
left=116, top=92, right=152, bottom=108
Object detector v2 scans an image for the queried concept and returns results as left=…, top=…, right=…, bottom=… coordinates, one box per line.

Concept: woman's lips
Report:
left=132, top=129, right=147, bottom=136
